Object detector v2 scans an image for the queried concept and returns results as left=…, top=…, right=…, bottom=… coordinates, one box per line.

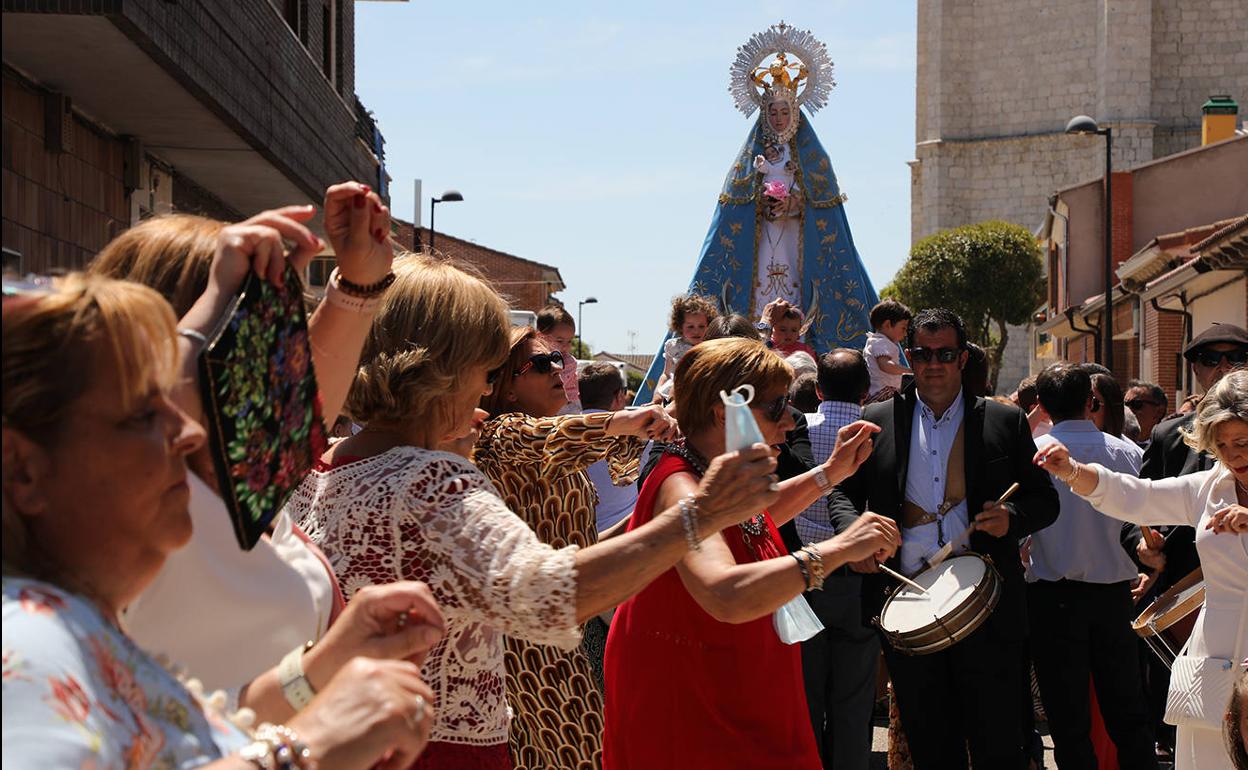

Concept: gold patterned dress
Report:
left=473, top=411, right=642, bottom=770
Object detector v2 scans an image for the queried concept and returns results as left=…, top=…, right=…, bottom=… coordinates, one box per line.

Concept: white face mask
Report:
left=719, top=384, right=823, bottom=644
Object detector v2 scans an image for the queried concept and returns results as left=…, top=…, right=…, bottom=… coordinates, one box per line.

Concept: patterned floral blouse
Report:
left=472, top=411, right=643, bottom=770
left=2, top=577, right=249, bottom=770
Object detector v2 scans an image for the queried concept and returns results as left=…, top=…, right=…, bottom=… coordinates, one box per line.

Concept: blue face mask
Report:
left=719, top=384, right=823, bottom=644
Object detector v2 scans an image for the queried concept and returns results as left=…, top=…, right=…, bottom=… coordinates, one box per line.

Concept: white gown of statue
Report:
left=1082, top=463, right=1247, bottom=770
left=753, top=143, right=801, bottom=313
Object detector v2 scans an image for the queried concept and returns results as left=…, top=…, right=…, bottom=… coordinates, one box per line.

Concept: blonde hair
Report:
left=346, top=253, right=510, bottom=430
left=1182, top=370, right=1248, bottom=456
left=3, top=273, right=178, bottom=573
left=480, top=325, right=539, bottom=418
left=673, top=337, right=794, bottom=436
left=89, top=214, right=225, bottom=317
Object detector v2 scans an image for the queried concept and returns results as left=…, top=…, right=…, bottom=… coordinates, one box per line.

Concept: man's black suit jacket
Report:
left=1136, top=412, right=1208, bottom=590
left=830, top=387, right=1059, bottom=639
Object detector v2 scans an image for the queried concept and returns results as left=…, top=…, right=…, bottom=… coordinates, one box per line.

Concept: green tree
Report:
left=883, top=220, right=1044, bottom=391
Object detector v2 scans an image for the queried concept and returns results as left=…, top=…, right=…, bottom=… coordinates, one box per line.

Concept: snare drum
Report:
left=876, top=554, right=1002, bottom=656
left=1132, top=567, right=1205, bottom=669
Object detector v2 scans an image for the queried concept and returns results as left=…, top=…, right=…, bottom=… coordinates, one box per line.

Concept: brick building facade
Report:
left=1035, top=135, right=1247, bottom=404
left=2, top=1, right=387, bottom=275
left=911, top=0, right=1248, bottom=391
left=366, top=220, right=565, bottom=314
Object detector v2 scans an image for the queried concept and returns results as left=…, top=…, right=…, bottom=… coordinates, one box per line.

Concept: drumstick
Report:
left=926, top=482, right=1023, bottom=570
left=876, top=562, right=929, bottom=595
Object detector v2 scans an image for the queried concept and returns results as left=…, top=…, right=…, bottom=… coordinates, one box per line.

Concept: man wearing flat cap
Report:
left=1135, top=322, right=1247, bottom=757
left=1143, top=322, right=1248, bottom=480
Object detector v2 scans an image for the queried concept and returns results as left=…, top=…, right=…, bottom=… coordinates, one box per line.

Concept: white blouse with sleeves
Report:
left=288, top=446, right=580, bottom=747
left=1081, top=463, right=1248, bottom=770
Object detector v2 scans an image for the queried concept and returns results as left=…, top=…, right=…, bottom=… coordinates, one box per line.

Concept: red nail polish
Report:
left=374, top=202, right=383, bottom=213
left=374, top=229, right=385, bottom=243
left=354, top=194, right=366, bottom=209
left=362, top=185, right=371, bottom=194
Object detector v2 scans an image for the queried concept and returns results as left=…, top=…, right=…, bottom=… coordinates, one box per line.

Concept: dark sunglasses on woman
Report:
left=907, top=346, right=961, bottom=364
left=514, top=350, right=565, bottom=378
left=756, top=393, right=790, bottom=423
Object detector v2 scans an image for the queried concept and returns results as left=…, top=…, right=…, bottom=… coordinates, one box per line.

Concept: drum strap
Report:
left=900, top=420, right=966, bottom=545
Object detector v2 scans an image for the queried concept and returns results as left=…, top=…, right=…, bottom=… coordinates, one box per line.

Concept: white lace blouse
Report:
left=288, top=446, right=580, bottom=747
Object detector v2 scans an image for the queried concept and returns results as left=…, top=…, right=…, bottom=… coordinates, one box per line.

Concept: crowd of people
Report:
left=2, top=183, right=1246, bottom=770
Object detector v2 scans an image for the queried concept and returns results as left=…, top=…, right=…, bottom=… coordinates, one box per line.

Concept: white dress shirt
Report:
left=1028, top=420, right=1143, bottom=584
left=796, top=400, right=862, bottom=544
left=900, top=391, right=970, bottom=574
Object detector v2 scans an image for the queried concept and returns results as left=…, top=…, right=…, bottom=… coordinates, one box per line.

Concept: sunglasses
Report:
left=908, top=346, right=961, bottom=364
left=1125, top=398, right=1162, bottom=410
left=514, top=350, right=564, bottom=378
left=1089, top=395, right=1101, bottom=414
left=486, top=366, right=503, bottom=385
left=1191, top=348, right=1248, bottom=368
left=755, top=393, right=790, bottom=423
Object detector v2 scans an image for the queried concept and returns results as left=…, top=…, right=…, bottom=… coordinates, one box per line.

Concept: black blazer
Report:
left=831, top=387, right=1059, bottom=638
left=1141, top=412, right=1212, bottom=480
left=1138, top=413, right=1206, bottom=591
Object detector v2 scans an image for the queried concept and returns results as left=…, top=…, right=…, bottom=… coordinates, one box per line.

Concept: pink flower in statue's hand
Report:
left=763, top=180, right=788, bottom=199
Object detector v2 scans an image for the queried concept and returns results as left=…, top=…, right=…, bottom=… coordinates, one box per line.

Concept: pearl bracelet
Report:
left=240, top=722, right=317, bottom=770
left=678, top=495, right=701, bottom=551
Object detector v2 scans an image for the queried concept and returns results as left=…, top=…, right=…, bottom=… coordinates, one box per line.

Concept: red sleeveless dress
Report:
left=602, top=453, right=820, bottom=770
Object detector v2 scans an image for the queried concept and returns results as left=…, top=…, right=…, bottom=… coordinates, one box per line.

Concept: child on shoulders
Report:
left=654, top=294, right=718, bottom=403
left=864, top=299, right=912, bottom=399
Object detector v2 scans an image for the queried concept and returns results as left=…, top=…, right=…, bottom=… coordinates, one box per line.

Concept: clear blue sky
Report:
left=355, top=2, right=916, bottom=356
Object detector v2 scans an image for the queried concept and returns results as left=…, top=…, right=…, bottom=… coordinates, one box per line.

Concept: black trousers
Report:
left=1028, top=579, right=1158, bottom=770
left=883, top=619, right=1026, bottom=770
left=800, top=575, right=879, bottom=770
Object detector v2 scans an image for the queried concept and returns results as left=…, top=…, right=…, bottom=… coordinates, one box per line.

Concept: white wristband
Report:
left=325, top=270, right=381, bottom=314
left=276, top=642, right=316, bottom=711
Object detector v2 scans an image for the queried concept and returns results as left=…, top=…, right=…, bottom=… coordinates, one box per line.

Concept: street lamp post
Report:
left=428, top=189, right=464, bottom=253
left=1065, top=115, right=1113, bottom=373
left=577, top=297, right=598, bottom=359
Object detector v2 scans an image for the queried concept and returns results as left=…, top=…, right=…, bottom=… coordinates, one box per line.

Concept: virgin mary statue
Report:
left=637, top=22, right=878, bottom=402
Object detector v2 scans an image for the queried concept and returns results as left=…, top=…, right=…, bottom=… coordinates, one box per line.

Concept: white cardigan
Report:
left=1081, top=463, right=1247, bottom=770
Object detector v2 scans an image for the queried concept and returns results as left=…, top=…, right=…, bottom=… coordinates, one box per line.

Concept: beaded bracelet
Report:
left=245, top=723, right=317, bottom=770
left=790, top=552, right=811, bottom=591
left=678, top=494, right=701, bottom=551
left=801, top=545, right=826, bottom=590
left=333, top=268, right=395, bottom=298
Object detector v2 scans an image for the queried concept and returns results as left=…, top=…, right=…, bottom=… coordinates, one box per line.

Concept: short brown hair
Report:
left=668, top=293, right=719, bottom=333
left=673, top=337, right=793, bottom=436
left=89, top=214, right=226, bottom=317
left=347, top=254, right=510, bottom=431
left=869, top=299, right=912, bottom=330
left=579, top=362, right=625, bottom=410
left=536, top=304, right=574, bottom=333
